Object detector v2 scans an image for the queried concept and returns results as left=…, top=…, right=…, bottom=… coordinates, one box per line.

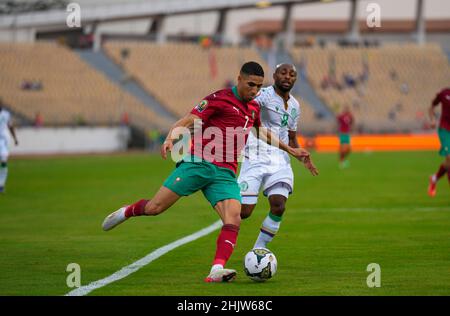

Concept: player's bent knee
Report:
left=240, top=204, right=255, bottom=219
left=224, top=208, right=242, bottom=226
left=226, top=214, right=241, bottom=226
left=445, top=156, right=450, bottom=168
left=270, top=202, right=286, bottom=216
left=240, top=211, right=251, bottom=220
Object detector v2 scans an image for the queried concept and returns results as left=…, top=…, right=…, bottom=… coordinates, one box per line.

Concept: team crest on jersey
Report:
left=291, top=108, right=297, bottom=117
left=195, top=100, right=208, bottom=112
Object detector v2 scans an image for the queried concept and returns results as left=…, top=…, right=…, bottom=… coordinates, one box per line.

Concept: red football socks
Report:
left=436, top=164, right=447, bottom=180
left=212, top=224, right=240, bottom=267
left=124, top=199, right=149, bottom=218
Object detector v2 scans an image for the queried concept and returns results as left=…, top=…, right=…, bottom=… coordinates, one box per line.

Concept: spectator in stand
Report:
left=389, top=69, right=398, bottom=81
left=343, top=73, right=356, bottom=88
left=34, top=112, right=43, bottom=127
left=121, top=112, right=130, bottom=126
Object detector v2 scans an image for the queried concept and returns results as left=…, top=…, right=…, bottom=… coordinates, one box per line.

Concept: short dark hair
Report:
left=240, top=61, right=264, bottom=77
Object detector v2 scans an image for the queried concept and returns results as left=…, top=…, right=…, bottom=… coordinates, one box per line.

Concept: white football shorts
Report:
left=238, top=158, right=294, bottom=205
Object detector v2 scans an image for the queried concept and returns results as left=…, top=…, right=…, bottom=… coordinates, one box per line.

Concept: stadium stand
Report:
left=103, top=42, right=272, bottom=117
left=291, top=44, right=450, bottom=132
left=103, top=41, right=322, bottom=133
left=293, top=95, right=333, bottom=134
left=0, top=42, right=171, bottom=131
left=3, top=41, right=445, bottom=136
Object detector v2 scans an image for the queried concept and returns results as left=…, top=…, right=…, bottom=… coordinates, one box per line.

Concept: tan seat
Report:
left=103, top=42, right=270, bottom=118
left=291, top=44, right=450, bottom=131
left=0, top=42, right=171, bottom=132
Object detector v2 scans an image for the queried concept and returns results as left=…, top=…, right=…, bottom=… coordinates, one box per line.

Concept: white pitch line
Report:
left=65, top=220, right=223, bottom=296
left=65, top=206, right=448, bottom=296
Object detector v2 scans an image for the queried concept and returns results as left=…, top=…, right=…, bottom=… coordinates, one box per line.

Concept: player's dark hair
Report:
left=240, top=61, right=264, bottom=77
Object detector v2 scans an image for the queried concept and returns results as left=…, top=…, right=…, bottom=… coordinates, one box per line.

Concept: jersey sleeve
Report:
left=254, top=88, right=269, bottom=109
left=190, top=95, right=220, bottom=121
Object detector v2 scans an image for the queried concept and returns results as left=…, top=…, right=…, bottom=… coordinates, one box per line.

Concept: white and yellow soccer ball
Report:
left=244, top=248, right=277, bottom=282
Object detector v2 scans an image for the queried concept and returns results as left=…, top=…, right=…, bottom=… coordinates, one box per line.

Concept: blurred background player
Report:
left=428, top=87, right=450, bottom=197
left=0, top=99, right=19, bottom=193
left=337, top=105, right=354, bottom=169
left=101, top=62, right=312, bottom=283
left=238, top=63, right=318, bottom=250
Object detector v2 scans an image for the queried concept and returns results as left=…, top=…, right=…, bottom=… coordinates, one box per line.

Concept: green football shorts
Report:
left=339, top=133, right=351, bottom=145
left=438, top=128, right=450, bottom=157
left=163, top=157, right=241, bottom=207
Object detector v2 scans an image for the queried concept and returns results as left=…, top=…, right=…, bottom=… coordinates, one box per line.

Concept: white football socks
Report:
left=254, top=212, right=282, bottom=249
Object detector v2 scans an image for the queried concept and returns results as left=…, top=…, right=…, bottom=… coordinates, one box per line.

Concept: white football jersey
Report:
left=0, top=109, right=11, bottom=140
left=244, top=86, right=300, bottom=163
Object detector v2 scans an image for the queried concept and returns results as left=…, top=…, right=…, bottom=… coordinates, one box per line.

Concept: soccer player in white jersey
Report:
left=238, top=63, right=318, bottom=249
left=0, top=99, right=19, bottom=193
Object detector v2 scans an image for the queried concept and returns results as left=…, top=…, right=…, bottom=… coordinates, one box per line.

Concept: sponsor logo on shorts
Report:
left=239, top=181, right=248, bottom=192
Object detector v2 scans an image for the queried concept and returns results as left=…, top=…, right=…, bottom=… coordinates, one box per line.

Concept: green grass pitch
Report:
left=0, top=151, right=449, bottom=296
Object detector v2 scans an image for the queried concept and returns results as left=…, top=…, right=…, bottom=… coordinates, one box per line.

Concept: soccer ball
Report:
left=244, top=248, right=277, bottom=282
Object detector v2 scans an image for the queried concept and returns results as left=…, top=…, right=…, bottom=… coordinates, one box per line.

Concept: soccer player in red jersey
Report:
left=336, top=106, right=354, bottom=168
left=428, top=87, right=450, bottom=197
left=101, top=62, right=315, bottom=282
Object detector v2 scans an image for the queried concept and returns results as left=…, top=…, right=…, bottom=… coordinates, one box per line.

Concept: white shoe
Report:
left=204, top=268, right=237, bottom=283
left=102, top=206, right=128, bottom=231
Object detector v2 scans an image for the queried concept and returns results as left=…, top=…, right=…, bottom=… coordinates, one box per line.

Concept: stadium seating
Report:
left=103, top=41, right=323, bottom=133
left=103, top=42, right=272, bottom=117
left=0, top=42, right=171, bottom=131
left=3, top=41, right=445, bottom=135
left=291, top=44, right=450, bottom=132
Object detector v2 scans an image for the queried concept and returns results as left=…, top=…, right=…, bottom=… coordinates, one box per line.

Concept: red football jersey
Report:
left=337, top=111, right=354, bottom=133
left=432, top=88, right=450, bottom=131
left=190, top=87, right=261, bottom=174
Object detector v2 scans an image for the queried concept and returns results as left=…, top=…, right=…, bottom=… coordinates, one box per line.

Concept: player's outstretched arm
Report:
left=8, top=122, right=18, bottom=145
left=428, top=103, right=437, bottom=129
left=301, top=155, right=319, bottom=176
left=288, top=130, right=318, bottom=176
left=161, top=113, right=200, bottom=159
left=253, top=126, right=304, bottom=158
left=254, top=126, right=318, bottom=175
